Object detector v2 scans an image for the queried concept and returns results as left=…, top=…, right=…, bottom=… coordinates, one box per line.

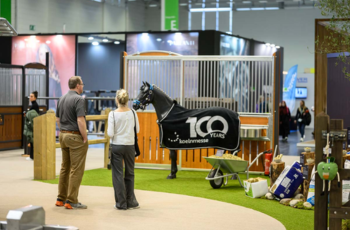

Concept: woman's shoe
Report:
left=300, top=138, right=304, bottom=142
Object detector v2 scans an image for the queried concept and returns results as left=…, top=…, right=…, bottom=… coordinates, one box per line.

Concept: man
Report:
left=55, top=76, right=88, bottom=209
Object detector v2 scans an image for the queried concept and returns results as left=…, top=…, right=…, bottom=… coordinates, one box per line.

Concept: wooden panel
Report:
left=0, top=106, right=23, bottom=151
left=0, top=141, right=22, bottom=149
left=0, top=107, right=22, bottom=113
left=240, top=116, right=269, bottom=125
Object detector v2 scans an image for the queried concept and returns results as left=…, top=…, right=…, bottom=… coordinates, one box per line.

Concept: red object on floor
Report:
left=264, top=152, right=273, bottom=176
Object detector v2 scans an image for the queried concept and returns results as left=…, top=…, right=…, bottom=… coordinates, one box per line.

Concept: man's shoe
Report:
left=22, top=154, right=30, bottom=157
left=64, top=201, right=87, bottom=209
left=300, top=138, right=304, bottom=142
left=55, top=198, right=65, bottom=207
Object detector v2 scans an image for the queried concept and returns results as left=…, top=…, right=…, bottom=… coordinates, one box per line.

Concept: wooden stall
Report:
left=0, top=107, right=23, bottom=150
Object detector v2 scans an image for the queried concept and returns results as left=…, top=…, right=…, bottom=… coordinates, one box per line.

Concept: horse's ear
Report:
left=145, top=82, right=150, bottom=87
left=142, top=81, right=145, bottom=85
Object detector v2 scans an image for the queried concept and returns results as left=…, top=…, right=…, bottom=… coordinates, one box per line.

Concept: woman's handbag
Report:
left=131, top=110, right=141, bottom=157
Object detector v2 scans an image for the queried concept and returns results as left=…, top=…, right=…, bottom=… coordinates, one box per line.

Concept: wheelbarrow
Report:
left=204, top=149, right=272, bottom=189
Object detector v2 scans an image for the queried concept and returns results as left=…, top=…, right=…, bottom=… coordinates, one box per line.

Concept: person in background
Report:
left=294, top=100, right=309, bottom=142
left=55, top=76, right=88, bottom=209
left=279, top=101, right=291, bottom=141
left=23, top=91, right=40, bottom=161
left=258, top=95, right=269, bottom=113
left=108, top=89, right=140, bottom=210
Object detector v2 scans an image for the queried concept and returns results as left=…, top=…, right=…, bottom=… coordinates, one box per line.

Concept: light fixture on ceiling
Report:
left=92, top=42, right=99, bottom=46
left=56, top=35, right=62, bottom=38
left=226, top=31, right=232, bottom=34
left=190, top=7, right=231, bottom=12
left=242, top=1, right=252, bottom=3
left=276, top=46, right=280, bottom=49
left=156, top=38, right=162, bottom=42
left=114, top=41, right=120, bottom=44
left=103, top=39, right=109, bottom=42
left=88, top=36, right=94, bottom=40
left=251, top=7, right=265, bottom=10
left=265, top=7, right=279, bottom=10
left=180, top=3, right=187, bottom=6
left=266, top=43, right=271, bottom=46
left=0, top=17, right=18, bottom=36
left=30, top=35, right=36, bottom=39
left=149, top=4, right=157, bottom=7
left=259, top=0, right=268, bottom=2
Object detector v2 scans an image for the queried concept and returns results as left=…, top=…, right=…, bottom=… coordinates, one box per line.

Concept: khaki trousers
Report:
left=58, top=133, right=88, bottom=203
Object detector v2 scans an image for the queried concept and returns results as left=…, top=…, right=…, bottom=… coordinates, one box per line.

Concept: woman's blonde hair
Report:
left=116, top=89, right=129, bottom=106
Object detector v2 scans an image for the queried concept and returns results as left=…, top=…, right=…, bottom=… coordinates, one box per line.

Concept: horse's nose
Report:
left=133, top=104, right=139, bottom=110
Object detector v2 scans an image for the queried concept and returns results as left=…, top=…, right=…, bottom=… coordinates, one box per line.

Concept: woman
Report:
left=107, top=89, right=140, bottom=210
left=279, top=101, right=291, bottom=141
left=294, top=100, right=309, bottom=142
left=24, top=91, right=40, bottom=160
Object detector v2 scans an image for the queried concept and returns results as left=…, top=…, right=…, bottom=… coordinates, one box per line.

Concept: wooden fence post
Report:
left=104, top=108, right=111, bottom=168
left=33, top=110, right=56, bottom=180
left=314, top=113, right=330, bottom=230
left=329, top=119, right=344, bottom=229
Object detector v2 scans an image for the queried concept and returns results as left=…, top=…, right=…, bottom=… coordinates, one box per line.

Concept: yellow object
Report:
left=208, top=154, right=243, bottom=160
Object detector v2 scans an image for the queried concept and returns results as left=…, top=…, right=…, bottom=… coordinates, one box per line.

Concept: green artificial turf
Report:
left=40, top=169, right=313, bottom=230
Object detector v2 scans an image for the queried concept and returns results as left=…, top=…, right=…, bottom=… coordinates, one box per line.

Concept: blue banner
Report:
left=283, top=65, right=298, bottom=112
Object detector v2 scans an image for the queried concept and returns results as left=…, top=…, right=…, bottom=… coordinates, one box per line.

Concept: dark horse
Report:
left=133, top=82, right=241, bottom=179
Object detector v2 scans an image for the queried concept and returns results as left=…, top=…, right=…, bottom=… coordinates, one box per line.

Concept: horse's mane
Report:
left=152, top=84, right=175, bottom=103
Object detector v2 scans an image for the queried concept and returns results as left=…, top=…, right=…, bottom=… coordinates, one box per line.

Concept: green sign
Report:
left=0, top=0, right=11, bottom=23
left=29, top=25, right=35, bottom=31
left=162, top=0, right=178, bottom=30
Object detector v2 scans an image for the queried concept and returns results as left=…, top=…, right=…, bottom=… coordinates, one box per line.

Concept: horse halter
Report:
left=134, top=85, right=153, bottom=110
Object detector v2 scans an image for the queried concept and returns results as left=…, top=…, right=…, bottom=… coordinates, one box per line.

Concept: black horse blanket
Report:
left=158, top=103, right=240, bottom=151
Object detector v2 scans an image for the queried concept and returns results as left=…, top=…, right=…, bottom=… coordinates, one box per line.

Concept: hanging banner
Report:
left=161, top=0, right=179, bottom=30
left=283, top=65, right=298, bottom=112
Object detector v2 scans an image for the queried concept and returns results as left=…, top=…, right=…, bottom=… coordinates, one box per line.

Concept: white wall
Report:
left=12, top=0, right=146, bottom=34
left=284, top=73, right=315, bottom=129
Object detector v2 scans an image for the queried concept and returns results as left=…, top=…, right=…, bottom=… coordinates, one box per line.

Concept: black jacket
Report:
left=30, top=100, right=40, bottom=114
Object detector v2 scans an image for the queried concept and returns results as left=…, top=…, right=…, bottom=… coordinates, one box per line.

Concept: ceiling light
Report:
left=236, top=8, right=251, bottom=11
left=259, top=0, right=268, bottom=2
left=242, top=1, right=251, bottom=3
left=195, top=3, right=203, bottom=5
left=226, top=2, right=235, bottom=4
left=149, top=4, right=157, bottom=7
left=276, top=46, right=280, bottom=49
left=251, top=7, right=265, bottom=10
left=156, top=38, right=162, bottom=42
left=190, top=7, right=231, bottom=12
left=88, top=37, right=94, bottom=40
left=226, top=31, right=232, bottom=34
left=265, top=7, right=279, bottom=10
left=271, top=44, right=276, bottom=47
left=175, top=32, right=182, bottom=35
left=56, top=35, right=62, bottom=38
left=92, top=42, right=99, bottom=46
left=103, top=39, right=109, bottom=42
left=46, top=41, right=51, bottom=44
left=114, top=41, right=120, bottom=44
left=266, top=43, right=271, bottom=46
left=30, top=35, right=36, bottom=39
left=180, top=3, right=187, bottom=6
left=128, top=0, right=136, bottom=1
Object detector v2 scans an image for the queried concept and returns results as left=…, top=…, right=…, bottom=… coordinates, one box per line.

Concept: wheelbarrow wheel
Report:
left=209, top=169, right=224, bottom=189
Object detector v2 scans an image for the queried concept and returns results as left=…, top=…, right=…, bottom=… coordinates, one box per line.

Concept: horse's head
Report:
left=133, top=81, right=154, bottom=111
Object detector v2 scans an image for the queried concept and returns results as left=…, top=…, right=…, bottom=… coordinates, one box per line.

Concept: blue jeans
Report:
left=298, top=123, right=305, bottom=137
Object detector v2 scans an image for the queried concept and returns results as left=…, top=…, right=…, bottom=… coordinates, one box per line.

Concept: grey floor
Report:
left=279, top=128, right=314, bottom=156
